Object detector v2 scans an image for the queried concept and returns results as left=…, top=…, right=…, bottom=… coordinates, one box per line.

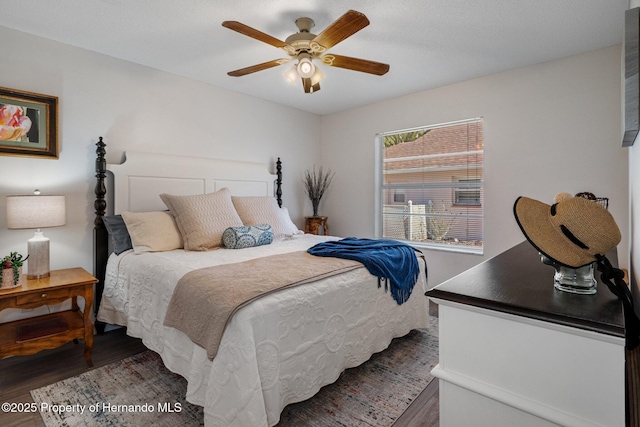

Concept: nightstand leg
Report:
left=84, top=344, right=93, bottom=367
left=83, top=287, right=94, bottom=367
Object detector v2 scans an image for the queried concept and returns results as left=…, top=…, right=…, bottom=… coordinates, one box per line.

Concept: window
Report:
left=375, top=118, right=484, bottom=254
left=393, top=189, right=405, bottom=203
left=455, top=178, right=482, bottom=206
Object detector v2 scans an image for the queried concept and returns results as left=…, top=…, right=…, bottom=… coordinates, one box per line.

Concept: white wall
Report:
left=321, top=45, right=628, bottom=288
left=0, top=26, right=320, bottom=321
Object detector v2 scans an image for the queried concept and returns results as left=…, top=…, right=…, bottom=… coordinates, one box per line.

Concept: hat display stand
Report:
left=540, top=192, right=607, bottom=294
left=514, top=191, right=617, bottom=295
left=540, top=254, right=596, bottom=294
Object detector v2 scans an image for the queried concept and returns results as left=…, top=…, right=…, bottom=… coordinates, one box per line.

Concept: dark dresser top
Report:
left=426, top=241, right=625, bottom=338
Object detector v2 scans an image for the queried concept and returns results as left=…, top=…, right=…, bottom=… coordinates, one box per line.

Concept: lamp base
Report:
left=27, top=272, right=50, bottom=280
left=27, top=231, right=50, bottom=279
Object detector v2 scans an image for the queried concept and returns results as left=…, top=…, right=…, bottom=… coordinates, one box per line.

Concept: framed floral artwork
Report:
left=0, top=87, right=58, bottom=158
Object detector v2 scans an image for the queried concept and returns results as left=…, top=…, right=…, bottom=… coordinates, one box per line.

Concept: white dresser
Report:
left=427, top=242, right=626, bottom=427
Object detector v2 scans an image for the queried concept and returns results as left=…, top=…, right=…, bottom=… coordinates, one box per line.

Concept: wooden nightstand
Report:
left=0, top=268, right=97, bottom=367
left=305, top=216, right=328, bottom=235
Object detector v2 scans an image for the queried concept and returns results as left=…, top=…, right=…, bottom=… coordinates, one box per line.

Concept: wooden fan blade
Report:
left=302, top=77, right=312, bottom=93
left=227, top=59, right=289, bottom=77
left=222, top=21, right=292, bottom=51
left=322, top=54, right=389, bottom=76
left=312, top=10, right=369, bottom=50
left=301, top=78, right=321, bottom=93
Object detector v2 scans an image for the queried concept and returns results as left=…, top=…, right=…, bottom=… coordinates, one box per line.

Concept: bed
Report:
left=92, top=138, right=430, bottom=426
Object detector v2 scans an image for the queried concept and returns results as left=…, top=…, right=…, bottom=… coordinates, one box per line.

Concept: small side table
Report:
left=305, top=216, right=328, bottom=235
left=0, top=268, right=97, bottom=367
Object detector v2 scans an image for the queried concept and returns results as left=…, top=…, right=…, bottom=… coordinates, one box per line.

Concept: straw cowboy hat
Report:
left=513, top=192, right=621, bottom=268
left=514, top=192, right=639, bottom=349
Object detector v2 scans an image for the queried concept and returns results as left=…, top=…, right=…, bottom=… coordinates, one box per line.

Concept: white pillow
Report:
left=160, top=188, right=243, bottom=251
left=232, top=196, right=301, bottom=239
left=121, top=211, right=183, bottom=254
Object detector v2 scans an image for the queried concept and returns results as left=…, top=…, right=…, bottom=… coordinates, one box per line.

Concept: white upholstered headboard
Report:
left=107, top=151, right=278, bottom=214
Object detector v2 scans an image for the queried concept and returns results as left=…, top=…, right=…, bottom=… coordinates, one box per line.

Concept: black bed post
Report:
left=276, top=157, right=282, bottom=208
left=93, top=137, right=108, bottom=334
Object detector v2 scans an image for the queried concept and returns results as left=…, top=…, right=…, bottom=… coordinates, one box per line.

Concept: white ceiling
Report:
left=0, top=0, right=629, bottom=115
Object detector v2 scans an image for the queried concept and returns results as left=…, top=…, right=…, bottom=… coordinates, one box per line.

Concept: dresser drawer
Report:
left=16, top=288, right=71, bottom=305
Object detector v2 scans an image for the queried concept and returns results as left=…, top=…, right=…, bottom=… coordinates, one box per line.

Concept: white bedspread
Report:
left=97, top=234, right=429, bottom=426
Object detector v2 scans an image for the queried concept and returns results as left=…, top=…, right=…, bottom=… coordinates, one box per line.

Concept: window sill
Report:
left=408, top=240, right=484, bottom=255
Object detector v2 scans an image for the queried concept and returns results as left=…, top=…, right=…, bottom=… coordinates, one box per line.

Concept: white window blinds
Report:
left=377, top=118, right=484, bottom=253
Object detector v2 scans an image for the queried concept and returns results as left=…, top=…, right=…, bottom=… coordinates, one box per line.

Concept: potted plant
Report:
left=0, top=252, right=27, bottom=290
left=303, top=165, right=335, bottom=217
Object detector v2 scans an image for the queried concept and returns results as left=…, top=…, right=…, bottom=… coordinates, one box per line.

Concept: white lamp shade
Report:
left=283, top=64, right=299, bottom=83
left=297, top=58, right=315, bottom=78
left=6, top=195, right=66, bottom=229
left=311, top=66, right=325, bottom=85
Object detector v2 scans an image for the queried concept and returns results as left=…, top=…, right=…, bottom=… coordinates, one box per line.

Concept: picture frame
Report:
left=0, top=86, right=58, bottom=158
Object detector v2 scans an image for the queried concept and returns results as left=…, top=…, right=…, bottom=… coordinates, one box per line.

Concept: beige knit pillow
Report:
left=160, top=188, right=243, bottom=250
left=232, top=196, right=301, bottom=239
left=121, top=211, right=183, bottom=254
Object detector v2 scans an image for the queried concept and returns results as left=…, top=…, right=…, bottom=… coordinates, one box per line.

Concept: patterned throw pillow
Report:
left=160, top=188, right=243, bottom=251
left=222, top=224, right=274, bottom=249
left=231, top=196, right=301, bottom=239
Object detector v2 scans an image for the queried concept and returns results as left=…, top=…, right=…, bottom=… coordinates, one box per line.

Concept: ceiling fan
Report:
left=222, top=10, right=390, bottom=94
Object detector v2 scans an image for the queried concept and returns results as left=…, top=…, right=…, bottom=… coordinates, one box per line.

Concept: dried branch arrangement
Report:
left=303, top=166, right=335, bottom=216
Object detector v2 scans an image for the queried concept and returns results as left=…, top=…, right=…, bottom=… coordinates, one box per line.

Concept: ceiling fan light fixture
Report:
left=283, top=64, right=299, bottom=83
left=297, top=57, right=315, bottom=78
left=223, top=10, right=389, bottom=94
left=310, top=66, right=325, bottom=85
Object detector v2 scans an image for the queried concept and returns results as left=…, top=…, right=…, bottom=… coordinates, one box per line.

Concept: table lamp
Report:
left=6, top=191, right=66, bottom=279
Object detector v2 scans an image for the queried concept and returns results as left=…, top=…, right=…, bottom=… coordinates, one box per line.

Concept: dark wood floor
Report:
left=0, top=328, right=148, bottom=427
left=0, top=328, right=439, bottom=427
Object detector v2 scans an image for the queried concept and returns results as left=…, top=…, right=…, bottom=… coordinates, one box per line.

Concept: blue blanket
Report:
left=307, top=237, right=422, bottom=305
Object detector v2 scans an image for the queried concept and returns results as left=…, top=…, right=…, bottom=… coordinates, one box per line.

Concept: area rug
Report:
left=30, top=350, right=204, bottom=427
left=278, top=320, right=439, bottom=427
left=31, top=318, right=438, bottom=427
